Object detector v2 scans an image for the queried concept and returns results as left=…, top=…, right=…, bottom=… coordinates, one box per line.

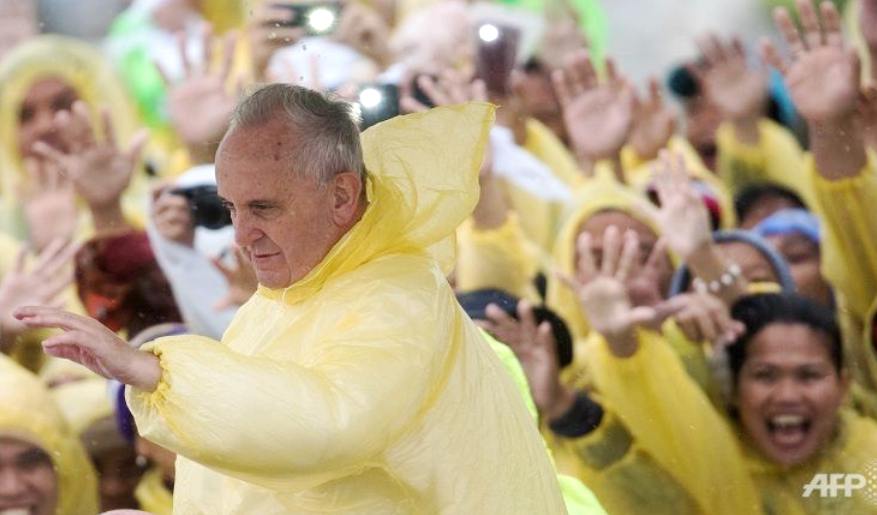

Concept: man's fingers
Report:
left=31, top=142, right=67, bottom=171
left=220, top=31, right=239, bottom=85
left=126, top=129, right=150, bottom=164
left=14, top=307, right=106, bottom=335
left=600, top=226, right=622, bottom=277
left=774, top=7, right=806, bottom=58
left=550, top=69, right=573, bottom=107
left=11, top=247, right=27, bottom=275
left=177, top=32, right=191, bottom=77
left=400, top=96, right=428, bottom=114
left=574, top=233, right=597, bottom=282
left=101, top=107, right=117, bottom=149
left=616, top=230, right=640, bottom=283
left=820, top=1, right=843, bottom=47
left=761, top=39, right=789, bottom=76
left=416, top=75, right=450, bottom=107
left=797, top=0, right=824, bottom=49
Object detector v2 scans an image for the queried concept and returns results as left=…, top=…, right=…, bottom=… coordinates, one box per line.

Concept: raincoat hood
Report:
left=261, top=102, right=494, bottom=306
left=0, top=35, right=147, bottom=237
left=546, top=175, right=661, bottom=340
left=0, top=355, right=98, bottom=515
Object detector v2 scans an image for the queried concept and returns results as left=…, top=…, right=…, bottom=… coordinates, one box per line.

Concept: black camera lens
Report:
left=172, top=185, right=232, bottom=230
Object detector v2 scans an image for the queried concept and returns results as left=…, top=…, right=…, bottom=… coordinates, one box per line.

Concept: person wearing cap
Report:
left=754, top=208, right=832, bottom=308
left=16, top=85, right=566, bottom=513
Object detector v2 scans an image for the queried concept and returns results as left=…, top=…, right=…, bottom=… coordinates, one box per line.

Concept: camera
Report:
left=172, top=185, right=232, bottom=230
left=272, top=2, right=342, bottom=36
left=355, top=84, right=400, bottom=130
left=474, top=22, right=521, bottom=96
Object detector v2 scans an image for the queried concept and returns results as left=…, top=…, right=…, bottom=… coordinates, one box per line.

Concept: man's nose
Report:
left=233, top=214, right=263, bottom=248
left=0, top=467, right=26, bottom=498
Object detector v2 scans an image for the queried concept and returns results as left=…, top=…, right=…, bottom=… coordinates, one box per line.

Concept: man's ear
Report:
left=331, top=171, right=364, bottom=226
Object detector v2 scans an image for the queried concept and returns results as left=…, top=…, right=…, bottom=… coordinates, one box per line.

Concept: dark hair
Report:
left=727, top=294, right=843, bottom=383
left=734, top=183, right=806, bottom=223
left=456, top=289, right=574, bottom=368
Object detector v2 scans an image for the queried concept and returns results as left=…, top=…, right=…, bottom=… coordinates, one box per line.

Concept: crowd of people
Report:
left=0, top=0, right=876, bottom=513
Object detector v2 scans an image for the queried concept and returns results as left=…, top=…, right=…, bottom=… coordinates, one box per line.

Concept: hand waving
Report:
left=21, top=158, right=77, bottom=252
left=0, top=239, right=78, bottom=346
left=33, top=101, right=148, bottom=210
left=560, top=227, right=682, bottom=357
left=761, top=0, right=860, bottom=123
left=163, top=26, right=241, bottom=163
left=696, top=34, right=768, bottom=123
left=628, top=77, right=677, bottom=160
left=551, top=51, right=634, bottom=165
left=653, top=151, right=712, bottom=261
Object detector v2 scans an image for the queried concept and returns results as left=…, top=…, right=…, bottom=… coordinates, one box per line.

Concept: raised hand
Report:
left=163, top=26, right=241, bottom=163
left=652, top=151, right=712, bottom=261
left=669, top=292, right=745, bottom=346
left=561, top=227, right=682, bottom=357
left=0, top=239, right=78, bottom=348
left=333, top=2, right=392, bottom=67
left=763, top=0, right=867, bottom=179
left=401, top=69, right=488, bottom=112
left=21, top=158, right=77, bottom=252
left=696, top=34, right=768, bottom=125
left=32, top=102, right=148, bottom=220
left=551, top=51, right=634, bottom=166
left=14, top=306, right=161, bottom=391
left=761, top=0, right=859, bottom=123
left=628, top=77, right=677, bottom=161
left=478, top=300, right=574, bottom=419
left=213, top=246, right=259, bottom=310
left=247, top=3, right=305, bottom=81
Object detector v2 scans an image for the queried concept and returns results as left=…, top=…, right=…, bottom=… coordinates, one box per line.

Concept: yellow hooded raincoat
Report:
left=127, top=103, right=567, bottom=513
left=0, top=35, right=153, bottom=240
left=0, top=355, right=98, bottom=515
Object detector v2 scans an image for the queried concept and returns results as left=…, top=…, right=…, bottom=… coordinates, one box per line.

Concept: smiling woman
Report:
left=0, top=355, right=97, bottom=515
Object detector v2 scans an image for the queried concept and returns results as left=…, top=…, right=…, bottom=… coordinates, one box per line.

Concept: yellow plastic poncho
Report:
left=715, top=118, right=815, bottom=208
left=807, top=151, right=877, bottom=419
left=560, top=331, right=765, bottom=515
left=135, top=467, right=174, bottom=515
left=0, top=35, right=153, bottom=240
left=127, top=104, right=567, bottom=514
left=0, top=355, right=98, bottom=515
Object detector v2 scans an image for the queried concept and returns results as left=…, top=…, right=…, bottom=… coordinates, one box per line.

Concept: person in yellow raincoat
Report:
left=0, top=35, right=155, bottom=245
left=0, top=354, right=98, bottom=515
left=557, top=217, right=877, bottom=514
left=16, top=85, right=567, bottom=514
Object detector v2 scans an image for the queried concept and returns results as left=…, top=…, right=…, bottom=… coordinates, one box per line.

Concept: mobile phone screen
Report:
left=271, top=2, right=341, bottom=36
left=474, top=22, right=521, bottom=96
left=357, top=84, right=400, bottom=130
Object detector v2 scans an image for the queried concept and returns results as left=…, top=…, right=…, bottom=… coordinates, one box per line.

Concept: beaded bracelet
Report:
left=692, top=263, right=742, bottom=294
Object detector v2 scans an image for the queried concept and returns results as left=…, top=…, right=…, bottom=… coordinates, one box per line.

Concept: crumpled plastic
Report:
left=127, top=103, right=568, bottom=513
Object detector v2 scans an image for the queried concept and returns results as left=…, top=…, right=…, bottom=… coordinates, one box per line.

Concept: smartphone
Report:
left=356, top=84, right=400, bottom=130
left=272, top=2, right=342, bottom=36
left=474, top=22, right=521, bottom=96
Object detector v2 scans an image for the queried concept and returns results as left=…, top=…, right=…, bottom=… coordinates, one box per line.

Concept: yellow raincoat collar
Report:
left=0, top=355, right=98, bottom=515
left=257, top=103, right=495, bottom=305
left=546, top=174, right=661, bottom=340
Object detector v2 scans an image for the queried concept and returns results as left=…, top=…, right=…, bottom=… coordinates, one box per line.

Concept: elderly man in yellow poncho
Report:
left=16, top=84, right=567, bottom=514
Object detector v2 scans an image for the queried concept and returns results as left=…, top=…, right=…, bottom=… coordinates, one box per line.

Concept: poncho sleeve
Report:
left=126, top=259, right=452, bottom=492
left=588, top=329, right=761, bottom=515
